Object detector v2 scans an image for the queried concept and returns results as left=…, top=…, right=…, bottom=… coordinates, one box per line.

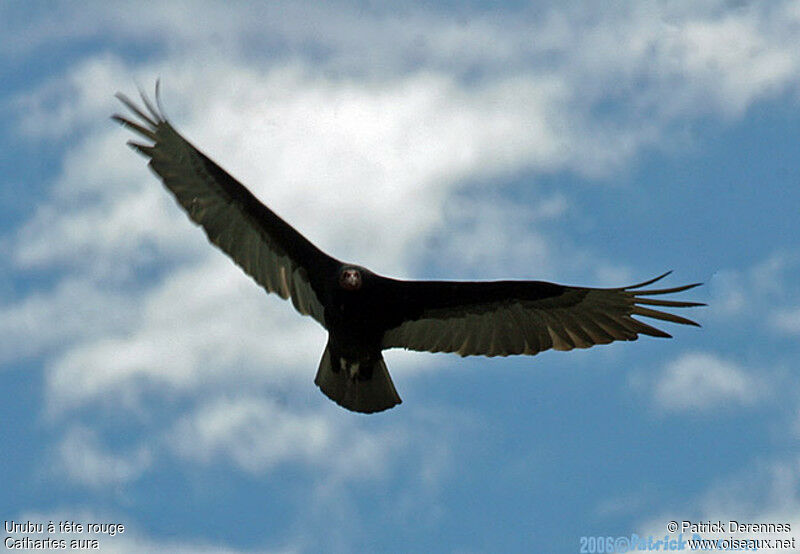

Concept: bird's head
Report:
left=338, top=266, right=364, bottom=291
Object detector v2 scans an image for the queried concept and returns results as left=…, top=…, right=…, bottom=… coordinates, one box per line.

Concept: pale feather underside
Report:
left=382, top=273, right=704, bottom=357
left=113, top=86, right=325, bottom=325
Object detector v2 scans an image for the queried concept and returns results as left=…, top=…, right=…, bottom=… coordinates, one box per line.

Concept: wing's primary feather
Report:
left=113, top=84, right=336, bottom=325
left=381, top=272, right=704, bottom=357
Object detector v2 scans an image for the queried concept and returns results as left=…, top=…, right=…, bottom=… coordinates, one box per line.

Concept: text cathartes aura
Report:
left=113, top=84, right=703, bottom=414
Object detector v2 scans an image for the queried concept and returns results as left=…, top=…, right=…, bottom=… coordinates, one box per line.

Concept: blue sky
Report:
left=2, top=1, right=800, bottom=552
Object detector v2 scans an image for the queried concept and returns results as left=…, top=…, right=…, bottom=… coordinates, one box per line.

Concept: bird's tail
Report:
left=314, top=345, right=402, bottom=414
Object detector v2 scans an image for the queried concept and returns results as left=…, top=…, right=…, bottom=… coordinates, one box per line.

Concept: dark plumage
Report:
left=113, top=84, right=704, bottom=414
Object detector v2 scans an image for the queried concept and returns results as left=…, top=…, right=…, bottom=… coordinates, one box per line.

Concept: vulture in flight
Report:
left=113, top=84, right=704, bottom=414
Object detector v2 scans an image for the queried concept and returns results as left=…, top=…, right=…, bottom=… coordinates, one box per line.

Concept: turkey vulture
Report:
left=113, top=84, right=704, bottom=414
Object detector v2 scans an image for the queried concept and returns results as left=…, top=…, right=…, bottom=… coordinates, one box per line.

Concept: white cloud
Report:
left=539, top=2, right=800, bottom=119
left=652, top=351, right=765, bottom=412
left=12, top=1, right=800, bottom=281
left=0, top=278, right=135, bottom=364
left=707, top=252, right=798, bottom=321
left=12, top=53, right=132, bottom=140
left=6, top=3, right=800, bottom=119
left=12, top=57, right=575, bottom=276
left=424, top=193, right=561, bottom=279
left=707, top=269, right=747, bottom=316
left=168, top=396, right=333, bottom=473
left=56, top=426, right=152, bottom=488
left=167, top=396, right=398, bottom=479
left=44, top=256, right=325, bottom=412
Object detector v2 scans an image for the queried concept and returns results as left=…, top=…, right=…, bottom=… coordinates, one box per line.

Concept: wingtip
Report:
left=138, top=83, right=161, bottom=122
left=126, top=140, right=155, bottom=156
left=640, top=324, right=673, bottom=339
left=110, top=113, right=130, bottom=125
left=625, top=270, right=672, bottom=290
left=114, top=90, right=158, bottom=127
left=154, top=78, right=166, bottom=115
left=650, top=327, right=673, bottom=339
left=634, top=280, right=705, bottom=296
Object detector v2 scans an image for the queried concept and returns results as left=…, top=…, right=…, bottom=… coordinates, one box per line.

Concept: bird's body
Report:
left=114, top=84, right=704, bottom=414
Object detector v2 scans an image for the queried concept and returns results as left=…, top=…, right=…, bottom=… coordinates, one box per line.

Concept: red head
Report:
left=339, top=267, right=363, bottom=290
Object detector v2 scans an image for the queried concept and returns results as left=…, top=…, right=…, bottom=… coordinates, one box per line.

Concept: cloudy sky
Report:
left=3, top=1, right=800, bottom=552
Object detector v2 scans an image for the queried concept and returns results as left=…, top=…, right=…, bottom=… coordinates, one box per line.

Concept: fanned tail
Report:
left=314, top=344, right=402, bottom=414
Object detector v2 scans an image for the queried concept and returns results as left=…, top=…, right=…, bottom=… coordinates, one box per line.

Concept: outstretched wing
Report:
left=113, top=84, right=336, bottom=326
left=381, top=272, right=703, bottom=356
